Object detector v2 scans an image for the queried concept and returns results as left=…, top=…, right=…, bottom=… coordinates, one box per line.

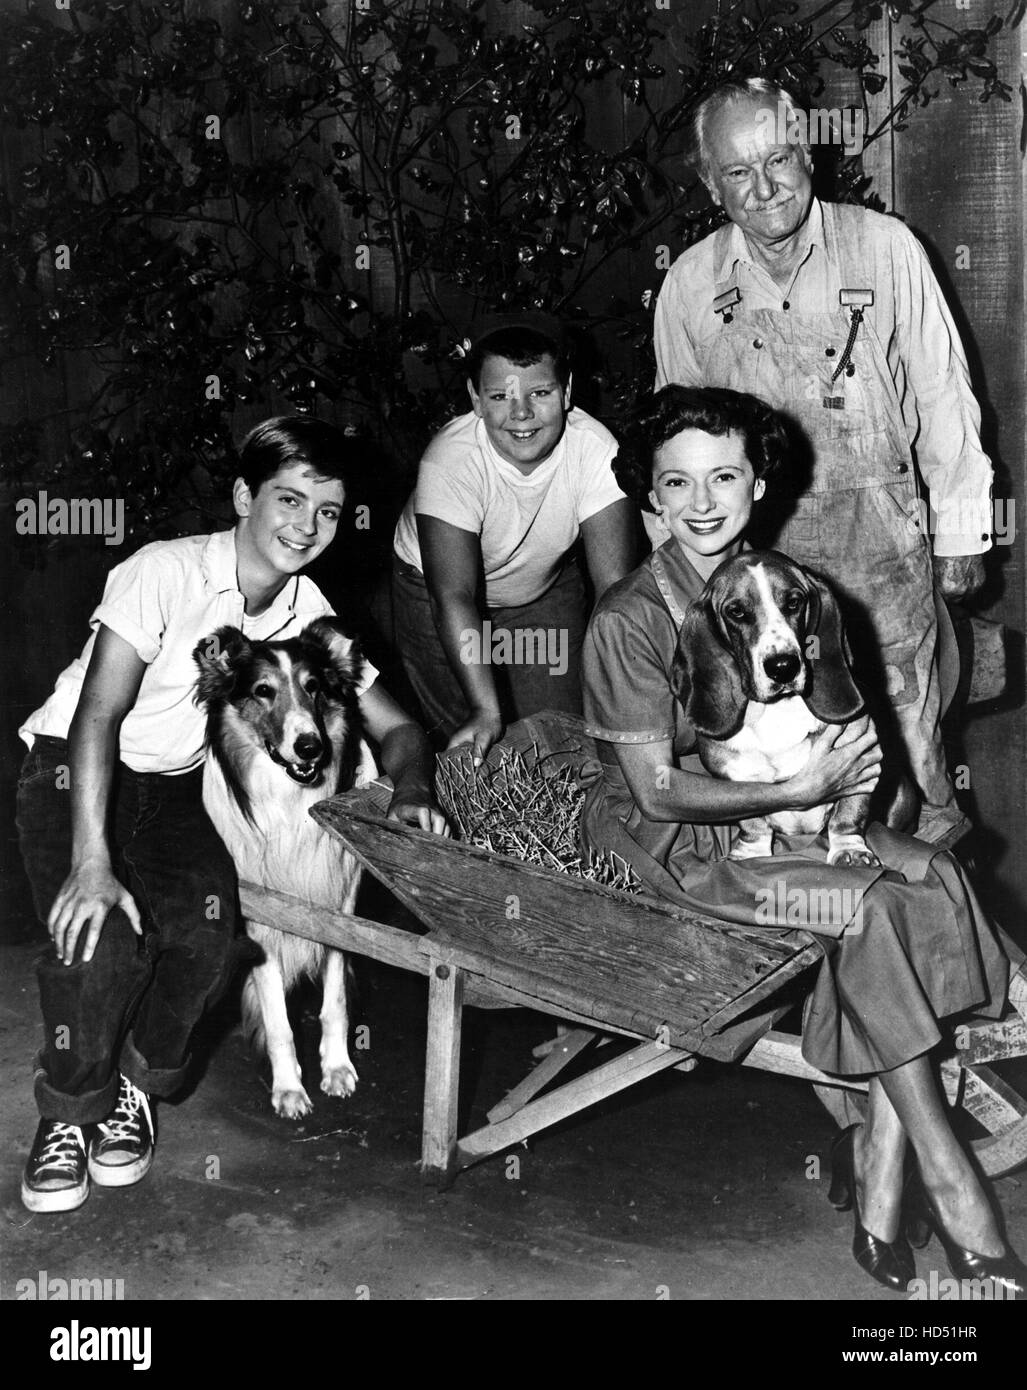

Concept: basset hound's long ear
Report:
left=670, top=595, right=748, bottom=739
left=804, top=572, right=865, bottom=723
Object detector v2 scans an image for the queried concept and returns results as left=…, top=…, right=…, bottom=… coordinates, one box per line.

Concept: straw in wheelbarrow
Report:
left=435, top=745, right=642, bottom=893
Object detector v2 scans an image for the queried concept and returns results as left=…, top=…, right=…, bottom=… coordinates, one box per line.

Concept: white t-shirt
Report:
left=393, top=407, right=626, bottom=608
left=19, top=528, right=379, bottom=775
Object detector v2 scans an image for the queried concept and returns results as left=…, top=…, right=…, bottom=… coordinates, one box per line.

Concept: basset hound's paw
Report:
left=827, top=838, right=879, bottom=869
left=729, top=838, right=775, bottom=861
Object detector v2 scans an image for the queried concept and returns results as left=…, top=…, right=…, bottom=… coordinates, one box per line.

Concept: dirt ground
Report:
left=3, top=897, right=1026, bottom=1304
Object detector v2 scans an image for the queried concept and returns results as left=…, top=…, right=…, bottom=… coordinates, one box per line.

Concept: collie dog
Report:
left=193, top=618, right=375, bottom=1118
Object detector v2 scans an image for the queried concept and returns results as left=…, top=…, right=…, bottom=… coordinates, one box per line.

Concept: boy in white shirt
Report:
left=390, top=315, right=636, bottom=762
left=18, top=416, right=445, bottom=1213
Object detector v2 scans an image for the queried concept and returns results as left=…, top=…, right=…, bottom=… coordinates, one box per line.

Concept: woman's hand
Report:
left=48, top=859, right=142, bottom=966
left=446, top=707, right=503, bottom=767
left=787, top=715, right=882, bottom=811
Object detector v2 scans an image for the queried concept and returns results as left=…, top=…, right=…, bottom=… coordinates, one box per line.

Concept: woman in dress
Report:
left=581, top=383, right=1024, bottom=1295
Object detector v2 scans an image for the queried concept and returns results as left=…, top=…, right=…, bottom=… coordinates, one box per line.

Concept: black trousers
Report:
left=17, top=737, right=252, bottom=1124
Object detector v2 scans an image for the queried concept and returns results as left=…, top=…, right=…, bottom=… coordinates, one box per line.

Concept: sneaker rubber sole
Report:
left=88, top=1148, right=154, bottom=1187
left=21, top=1173, right=89, bottom=1213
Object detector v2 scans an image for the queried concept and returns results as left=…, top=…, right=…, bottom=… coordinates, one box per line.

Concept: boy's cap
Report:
left=467, top=311, right=569, bottom=353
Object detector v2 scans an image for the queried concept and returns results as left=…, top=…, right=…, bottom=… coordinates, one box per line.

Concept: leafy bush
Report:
left=0, top=0, right=1014, bottom=539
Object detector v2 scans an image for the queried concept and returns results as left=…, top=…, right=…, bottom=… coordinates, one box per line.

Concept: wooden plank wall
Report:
left=874, top=5, right=1026, bottom=924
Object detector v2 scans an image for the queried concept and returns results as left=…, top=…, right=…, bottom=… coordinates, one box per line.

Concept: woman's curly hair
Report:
left=613, top=386, right=791, bottom=512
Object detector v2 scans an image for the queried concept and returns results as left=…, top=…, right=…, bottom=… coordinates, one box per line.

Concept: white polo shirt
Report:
left=392, top=407, right=626, bottom=608
left=19, top=528, right=379, bottom=774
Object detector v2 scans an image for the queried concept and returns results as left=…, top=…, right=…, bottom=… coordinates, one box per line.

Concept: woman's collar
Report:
left=656, top=536, right=751, bottom=589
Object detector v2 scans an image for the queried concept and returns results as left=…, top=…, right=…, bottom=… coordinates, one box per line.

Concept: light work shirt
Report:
left=654, top=198, right=993, bottom=556
left=20, top=528, right=379, bottom=774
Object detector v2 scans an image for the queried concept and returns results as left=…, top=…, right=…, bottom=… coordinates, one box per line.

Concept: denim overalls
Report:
left=689, top=216, right=954, bottom=823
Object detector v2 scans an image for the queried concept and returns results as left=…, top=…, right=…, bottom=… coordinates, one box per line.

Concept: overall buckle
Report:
left=713, top=287, right=742, bottom=324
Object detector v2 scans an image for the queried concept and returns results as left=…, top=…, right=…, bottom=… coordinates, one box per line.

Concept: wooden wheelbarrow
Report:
left=242, top=711, right=1027, bottom=1188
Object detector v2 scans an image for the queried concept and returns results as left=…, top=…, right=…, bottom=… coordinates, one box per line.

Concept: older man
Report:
left=653, top=76, right=993, bottom=842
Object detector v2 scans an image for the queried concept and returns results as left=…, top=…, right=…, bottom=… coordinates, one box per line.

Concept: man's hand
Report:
left=48, top=860, right=142, bottom=965
left=386, top=793, right=451, bottom=837
left=361, top=689, right=453, bottom=838
left=446, top=707, right=503, bottom=767
left=933, top=554, right=985, bottom=601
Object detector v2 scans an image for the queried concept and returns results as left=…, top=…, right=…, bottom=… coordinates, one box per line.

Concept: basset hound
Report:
left=670, top=551, right=879, bottom=867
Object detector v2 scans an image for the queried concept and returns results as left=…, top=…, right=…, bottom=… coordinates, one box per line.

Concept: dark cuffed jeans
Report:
left=16, top=736, right=252, bottom=1124
left=389, top=557, right=587, bottom=745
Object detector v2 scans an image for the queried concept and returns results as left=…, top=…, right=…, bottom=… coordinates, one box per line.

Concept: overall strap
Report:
left=824, top=201, right=876, bottom=307
left=711, top=222, right=742, bottom=301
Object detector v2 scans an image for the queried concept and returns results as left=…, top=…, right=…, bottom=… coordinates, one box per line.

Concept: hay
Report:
left=435, top=746, right=642, bottom=894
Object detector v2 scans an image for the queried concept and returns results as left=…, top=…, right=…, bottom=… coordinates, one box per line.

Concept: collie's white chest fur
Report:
left=202, top=739, right=375, bottom=909
left=191, top=614, right=376, bottom=1118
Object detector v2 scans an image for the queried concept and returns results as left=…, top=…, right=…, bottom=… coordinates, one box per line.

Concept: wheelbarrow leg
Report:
left=421, top=959, right=464, bottom=1188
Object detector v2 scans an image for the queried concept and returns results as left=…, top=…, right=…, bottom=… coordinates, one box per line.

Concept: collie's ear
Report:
left=192, top=626, right=248, bottom=705
left=671, top=596, right=747, bottom=739
left=301, top=617, right=362, bottom=691
left=804, top=572, right=864, bottom=723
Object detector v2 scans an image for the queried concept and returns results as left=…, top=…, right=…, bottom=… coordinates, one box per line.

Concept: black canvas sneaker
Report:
left=88, top=1074, right=155, bottom=1187
left=21, top=1119, right=89, bottom=1212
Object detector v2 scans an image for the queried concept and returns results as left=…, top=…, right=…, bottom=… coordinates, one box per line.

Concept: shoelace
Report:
left=36, top=1124, right=85, bottom=1171
left=97, top=1085, right=147, bottom=1142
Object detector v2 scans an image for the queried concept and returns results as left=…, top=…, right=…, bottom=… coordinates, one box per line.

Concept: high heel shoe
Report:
left=924, top=1200, right=1027, bottom=1300
left=939, top=1241, right=1027, bottom=1299
left=830, top=1126, right=915, bottom=1292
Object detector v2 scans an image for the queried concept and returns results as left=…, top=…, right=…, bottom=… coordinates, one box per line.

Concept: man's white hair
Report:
left=691, top=76, right=810, bottom=183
